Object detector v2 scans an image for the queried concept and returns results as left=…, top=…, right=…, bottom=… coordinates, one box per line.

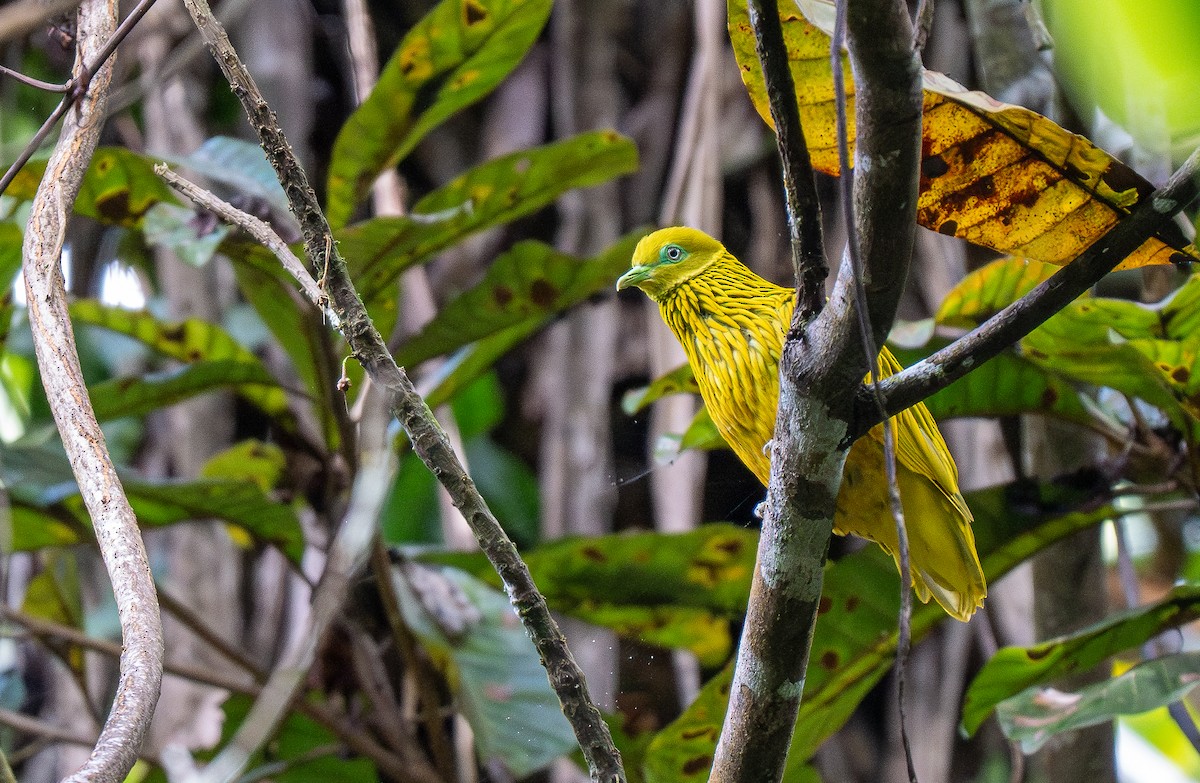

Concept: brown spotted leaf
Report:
left=325, top=0, right=553, bottom=226
left=727, top=0, right=1200, bottom=270
left=394, top=232, right=645, bottom=369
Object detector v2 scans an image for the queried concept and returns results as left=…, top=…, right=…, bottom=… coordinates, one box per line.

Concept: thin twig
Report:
left=0, top=707, right=159, bottom=765
left=746, top=0, right=827, bottom=323
left=865, top=146, right=1200, bottom=431
left=0, top=0, right=157, bottom=197
left=179, top=2, right=625, bottom=780
left=21, top=3, right=164, bottom=782
left=154, top=165, right=326, bottom=307
left=0, top=64, right=70, bottom=92
left=831, top=1, right=917, bottom=780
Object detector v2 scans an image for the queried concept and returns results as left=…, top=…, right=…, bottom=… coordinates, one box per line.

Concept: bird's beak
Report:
left=616, top=265, right=652, bottom=291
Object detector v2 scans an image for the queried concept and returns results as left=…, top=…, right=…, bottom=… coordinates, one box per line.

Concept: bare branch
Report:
left=0, top=0, right=157, bottom=197
left=154, top=165, right=325, bottom=306
left=746, top=0, right=827, bottom=322
left=20, top=3, right=164, bottom=782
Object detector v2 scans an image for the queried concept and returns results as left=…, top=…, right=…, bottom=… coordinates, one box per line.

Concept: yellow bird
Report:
left=617, top=227, right=985, bottom=621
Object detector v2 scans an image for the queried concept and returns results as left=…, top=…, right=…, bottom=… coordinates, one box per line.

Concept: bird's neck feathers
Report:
left=657, top=252, right=793, bottom=321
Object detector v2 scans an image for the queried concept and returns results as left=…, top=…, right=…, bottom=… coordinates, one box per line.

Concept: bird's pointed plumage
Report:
left=622, top=227, right=986, bottom=621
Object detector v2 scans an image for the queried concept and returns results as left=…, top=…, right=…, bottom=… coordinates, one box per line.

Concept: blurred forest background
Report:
left=3, top=0, right=1200, bottom=782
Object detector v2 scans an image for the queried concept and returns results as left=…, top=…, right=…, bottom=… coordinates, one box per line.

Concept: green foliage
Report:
left=392, top=562, right=577, bottom=776
left=326, top=0, right=554, bottom=226
left=996, top=652, right=1200, bottom=753
left=962, top=584, right=1200, bottom=735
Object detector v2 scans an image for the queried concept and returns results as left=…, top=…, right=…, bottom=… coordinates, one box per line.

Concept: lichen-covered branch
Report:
left=709, top=2, right=923, bottom=782
left=21, top=3, right=164, bottom=783
left=178, top=2, right=623, bottom=780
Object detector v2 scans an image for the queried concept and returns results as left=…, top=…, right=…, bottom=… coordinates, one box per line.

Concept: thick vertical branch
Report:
left=709, top=2, right=922, bottom=782
left=21, top=2, right=165, bottom=783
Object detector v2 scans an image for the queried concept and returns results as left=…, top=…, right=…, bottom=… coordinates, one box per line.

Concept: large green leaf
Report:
left=69, top=299, right=294, bottom=433
left=4, top=147, right=175, bottom=227
left=392, top=562, right=576, bottom=775
left=996, top=652, right=1200, bottom=753
left=0, top=222, right=22, bottom=349
left=962, top=584, right=1200, bottom=736
left=395, top=232, right=645, bottom=368
left=87, top=359, right=288, bottom=426
left=339, top=131, right=639, bottom=309
left=4, top=441, right=304, bottom=562
left=325, top=0, right=553, bottom=226
left=936, top=257, right=1063, bottom=327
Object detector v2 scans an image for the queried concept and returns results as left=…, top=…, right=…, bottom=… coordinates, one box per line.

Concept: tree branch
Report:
left=178, top=2, right=624, bottom=780
left=746, top=0, right=827, bottom=322
left=710, top=2, right=923, bottom=782
left=857, top=145, right=1200, bottom=433
left=20, top=3, right=164, bottom=783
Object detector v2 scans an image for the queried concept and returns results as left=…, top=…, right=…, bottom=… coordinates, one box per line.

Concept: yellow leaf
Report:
left=727, top=0, right=1200, bottom=270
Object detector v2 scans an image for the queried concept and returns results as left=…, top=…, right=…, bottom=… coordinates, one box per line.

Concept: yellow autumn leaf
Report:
left=726, top=0, right=1200, bottom=270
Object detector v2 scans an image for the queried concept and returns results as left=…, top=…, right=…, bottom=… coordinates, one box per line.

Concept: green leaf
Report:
left=395, top=231, right=645, bottom=367
left=340, top=132, right=638, bottom=309
left=0, top=222, right=22, bottom=350
left=70, top=299, right=294, bottom=433
left=227, top=251, right=340, bottom=447
left=142, top=203, right=232, bottom=268
left=325, top=0, right=553, bottom=226
left=996, top=652, right=1200, bottom=753
left=21, top=552, right=85, bottom=671
left=201, top=440, right=286, bottom=492
left=889, top=339, right=1101, bottom=429
left=423, top=319, right=545, bottom=409
left=87, top=359, right=291, bottom=428
left=214, top=694, right=378, bottom=783
left=936, top=257, right=1062, bottom=327
left=1160, top=274, right=1200, bottom=341
left=962, top=584, right=1200, bottom=736
left=392, top=563, right=576, bottom=775
left=5, top=147, right=176, bottom=227
left=160, top=136, right=291, bottom=217
left=652, top=407, right=726, bottom=465
left=621, top=364, right=700, bottom=414
left=3, top=441, right=304, bottom=562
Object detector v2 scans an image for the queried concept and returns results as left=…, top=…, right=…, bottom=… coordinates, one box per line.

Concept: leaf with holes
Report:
left=726, top=0, right=1200, bottom=269
left=325, top=0, right=553, bottom=226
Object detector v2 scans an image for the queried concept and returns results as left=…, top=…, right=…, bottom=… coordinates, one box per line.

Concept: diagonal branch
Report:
left=857, top=145, right=1200, bottom=433
left=20, top=3, right=164, bottom=783
left=746, top=0, right=827, bottom=322
left=177, top=1, right=624, bottom=781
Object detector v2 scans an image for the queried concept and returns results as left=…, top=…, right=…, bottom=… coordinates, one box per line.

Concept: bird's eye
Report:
left=664, top=245, right=683, bottom=262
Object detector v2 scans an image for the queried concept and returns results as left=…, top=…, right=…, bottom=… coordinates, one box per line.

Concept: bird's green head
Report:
left=616, top=227, right=726, bottom=301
